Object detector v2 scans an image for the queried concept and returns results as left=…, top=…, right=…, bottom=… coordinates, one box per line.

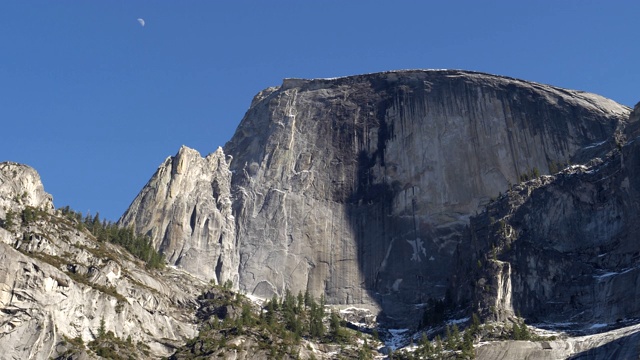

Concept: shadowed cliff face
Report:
left=221, top=70, right=629, bottom=321
left=456, top=107, right=640, bottom=328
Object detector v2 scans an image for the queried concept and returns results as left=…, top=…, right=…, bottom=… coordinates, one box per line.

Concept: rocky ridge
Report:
left=0, top=162, right=207, bottom=359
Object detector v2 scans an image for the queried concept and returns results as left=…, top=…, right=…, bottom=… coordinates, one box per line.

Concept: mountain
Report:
left=4, top=69, right=640, bottom=359
left=120, top=70, right=630, bottom=324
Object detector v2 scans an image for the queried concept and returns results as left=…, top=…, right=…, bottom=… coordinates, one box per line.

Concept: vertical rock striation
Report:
left=456, top=107, right=640, bottom=327
left=119, top=146, right=237, bottom=285
left=122, top=70, right=630, bottom=321
left=224, top=70, right=629, bottom=312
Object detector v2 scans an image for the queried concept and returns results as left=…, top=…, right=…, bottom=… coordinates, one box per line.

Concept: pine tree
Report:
left=98, top=317, right=106, bottom=338
left=445, top=325, right=454, bottom=350
left=434, top=335, right=443, bottom=353
left=309, top=298, right=325, bottom=339
left=304, top=289, right=311, bottom=307
left=452, top=324, right=461, bottom=350
left=470, top=312, right=481, bottom=335
left=419, top=332, right=433, bottom=356
left=3, top=209, right=15, bottom=230
left=296, top=291, right=304, bottom=314
left=330, top=311, right=341, bottom=340
left=462, top=330, right=475, bottom=357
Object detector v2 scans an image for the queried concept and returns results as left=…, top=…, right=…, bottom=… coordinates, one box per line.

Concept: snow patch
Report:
left=566, top=164, right=589, bottom=172
left=246, top=293, right=266, bottom=305
left=447, top=317, right=470, bottom=326
left=582, top=140, right=607, bottom=150
left=406, top=238, right=427, bottom=262
left=386, top=328, right=410, bottom=350
left=392, top=278, right=403, bottom=292
left=589, top=323, right=607, bottom=330
left=594, top=272, right=619, bottom=279
left=594, top=267, right=637, bottom=280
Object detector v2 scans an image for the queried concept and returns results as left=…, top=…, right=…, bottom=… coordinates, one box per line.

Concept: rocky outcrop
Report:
left=119, top=146, right=237, bottom=286
left=455, top=111, right=640, bottom=328
left=223, top=70, right=629, bottom=317
left=121, top=70, right=630, bottom=324
left=476, top=323, right=640, bottom=360
left=0, top=162, right=207, bottom=359
left=0, top=162, right=53, bottom=218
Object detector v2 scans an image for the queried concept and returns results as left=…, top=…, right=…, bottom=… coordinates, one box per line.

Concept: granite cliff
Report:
left=121, top=70, right=630, bottom=324
left=0, top=162, right=206, bottom=359
left=118, top=146, right=237, bottom=286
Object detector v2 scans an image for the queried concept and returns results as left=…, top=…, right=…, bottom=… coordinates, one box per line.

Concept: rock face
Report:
left=455, top=109, right=640, bottom=329
left=0, top=162, right=54, bottom=216
left=119, top=146, right=237, bottom=285
left=122, top=70, right=630, bottom=322
left=0, top=162, right=206, bottom=359
left=225, top=71, right=628, bottom=312
left=476, top=323, right=640, bottom=360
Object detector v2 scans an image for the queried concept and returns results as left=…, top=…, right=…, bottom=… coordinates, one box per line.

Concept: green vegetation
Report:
left=174, top=286, right=374, bottom=359
left=0, top=209, right=16, bottom=230
left=57, top=322, right=146, bottom=360
left=20, top=206, right=41, bottom=224
left=3, top=204, right=164, bottom=269
left=519, top=167, right=541, bottom=182
left=397, top=313, right=556, bottom=359
left=511, top=318, right=532, bottom=341
left=23, top=250, right=127, bottom=306
left=56, top=335, right=86, bottom=359
left=88, top=324, right=149, bottom=360
left=59, top=206, right=165, bottom=269
left=419, top=291, right=456, bottom=329
left=394, top=325, right=476, bottom=359
left=398, top=315, right=481, bottom=359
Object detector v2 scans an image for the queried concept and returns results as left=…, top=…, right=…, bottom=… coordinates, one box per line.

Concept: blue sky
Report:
left=1, top=1, right=638, bottom=221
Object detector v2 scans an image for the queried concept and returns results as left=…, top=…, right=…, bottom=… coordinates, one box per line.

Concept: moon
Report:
left=137, top=18, right=145, bottom=27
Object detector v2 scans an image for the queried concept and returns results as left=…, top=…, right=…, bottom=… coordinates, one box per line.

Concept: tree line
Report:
left=59, top=206, right=165, bottom=269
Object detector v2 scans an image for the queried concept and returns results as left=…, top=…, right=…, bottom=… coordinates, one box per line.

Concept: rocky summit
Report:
left=3, top=69, right=640, bottom=359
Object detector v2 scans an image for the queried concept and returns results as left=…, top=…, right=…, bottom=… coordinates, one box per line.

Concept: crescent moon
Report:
left=137, top=18, right=145, bottom=27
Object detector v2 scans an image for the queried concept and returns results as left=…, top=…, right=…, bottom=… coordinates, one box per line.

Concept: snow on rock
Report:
left=386, top=328, right=410, bottom=350
left=446, top=317, right=470, bottom=326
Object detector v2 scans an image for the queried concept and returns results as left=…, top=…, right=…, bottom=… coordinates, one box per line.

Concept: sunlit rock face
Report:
left=0, top=162, right=205, bottom=359
left=0, top=162, right=53, bottom=218
left=123, top=70, right=629, bottom=320
left=119, top=146, right=238, bottom=286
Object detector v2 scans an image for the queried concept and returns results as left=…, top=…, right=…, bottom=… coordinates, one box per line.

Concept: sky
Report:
left=1, top=1, right=639, bottom=221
